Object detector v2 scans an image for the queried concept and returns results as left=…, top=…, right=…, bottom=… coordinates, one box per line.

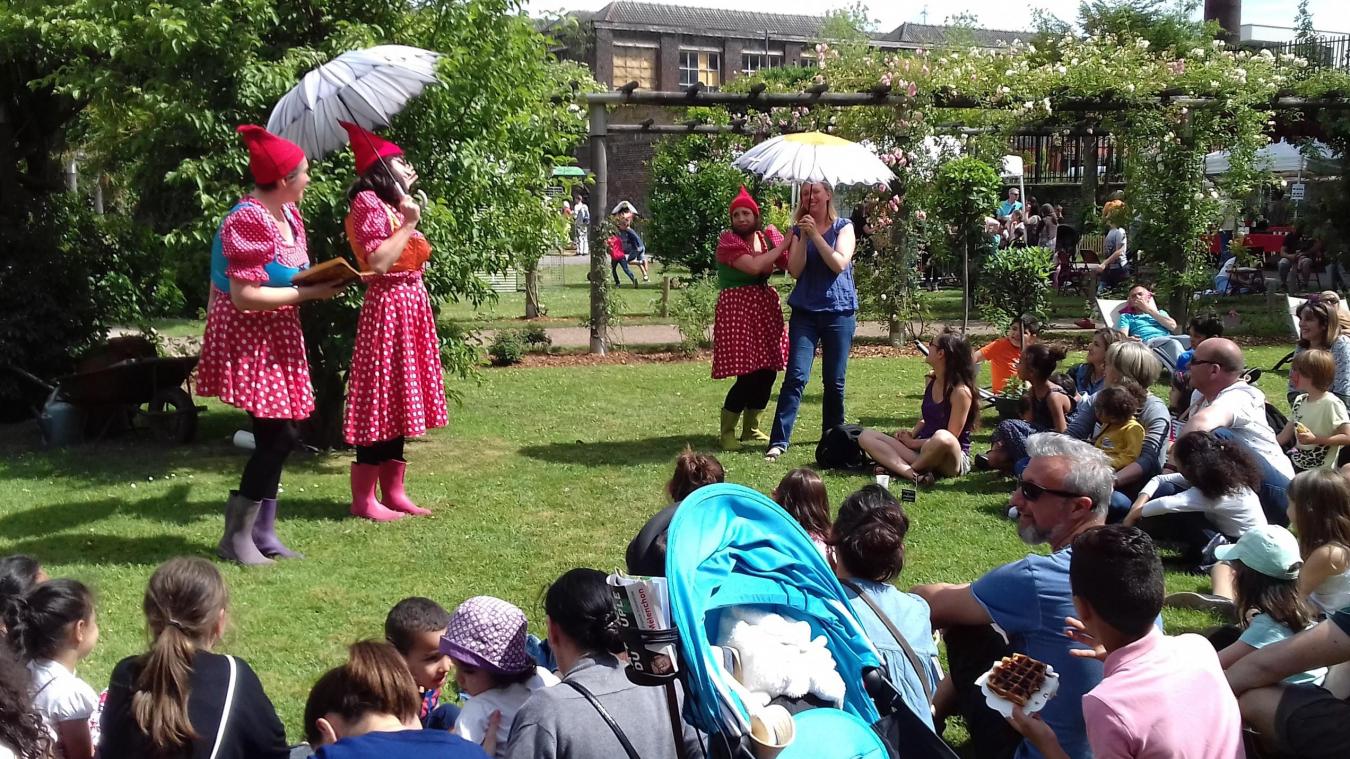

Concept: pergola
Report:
left=580, top=85, right=1350, bottom=353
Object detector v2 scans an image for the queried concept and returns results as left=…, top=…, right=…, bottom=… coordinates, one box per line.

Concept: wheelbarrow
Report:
left=9, top=355, right=205, bottom=446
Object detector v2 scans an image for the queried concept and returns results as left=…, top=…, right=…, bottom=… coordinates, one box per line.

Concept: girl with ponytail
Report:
left=99, top=557, right=290, bottom=758
left=5, top=579, right=98, bottom=759
left=505, top=568, right=705, bottom=759
left=831, top=485, right=941, bottom=729
left=304, top=640, right=485, bottom=758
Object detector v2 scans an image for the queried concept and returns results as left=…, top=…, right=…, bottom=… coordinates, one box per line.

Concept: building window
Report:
left=679, top=50, right=721, bottom=89
left=612, top=45, right=657, bottom=89
left=798, top=54, right=818, bottom=68
left=741, top=51, right=783, bottom=74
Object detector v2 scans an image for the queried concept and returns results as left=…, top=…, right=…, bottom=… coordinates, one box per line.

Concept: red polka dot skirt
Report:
left=343, top=271, right=448, bottom=446
left=712, top=284, right=788, bottom=379
left=197, top=292, right=315, bottom=419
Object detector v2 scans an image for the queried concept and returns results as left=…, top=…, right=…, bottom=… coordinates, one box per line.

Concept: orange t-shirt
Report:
left=979, top=337, right=1022, bottom=392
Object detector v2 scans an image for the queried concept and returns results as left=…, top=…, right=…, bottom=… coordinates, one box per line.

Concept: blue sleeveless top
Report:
left=787, top=217, right=857, bottom=313
left=209, top=201, right=306, bottom=293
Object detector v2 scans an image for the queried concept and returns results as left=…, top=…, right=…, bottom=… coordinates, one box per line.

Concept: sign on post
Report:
left=1290, top=182, right=1306, bottom=202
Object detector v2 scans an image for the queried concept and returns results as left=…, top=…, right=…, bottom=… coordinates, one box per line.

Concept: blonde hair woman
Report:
left=764, top=180, right=858, bottom=461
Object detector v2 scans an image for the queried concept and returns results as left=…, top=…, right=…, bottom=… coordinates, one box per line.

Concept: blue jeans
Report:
left=1213, top=428, right=1291, bottom=526
left=612, top=257, right=637, bottom=285
left=769, top=309, right=856, bottom=450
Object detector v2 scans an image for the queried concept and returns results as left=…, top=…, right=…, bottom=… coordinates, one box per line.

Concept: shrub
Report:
left=521, top=324, right=552, bottom=348
left=670, top=276, right=718, bottom=355
left=488, top=330, right=526, bottom=366
left=977, top=246, right=1055, bottom=328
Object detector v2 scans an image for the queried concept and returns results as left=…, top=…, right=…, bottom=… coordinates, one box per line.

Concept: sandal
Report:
left=915, top=472, right=937, bottom=488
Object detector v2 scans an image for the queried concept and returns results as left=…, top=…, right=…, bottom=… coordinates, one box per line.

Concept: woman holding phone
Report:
left=765, top=180, right=858, bottom=461
left=198, top=125, right=347, bottom=565
left=339, top=122, right=447, bottom=522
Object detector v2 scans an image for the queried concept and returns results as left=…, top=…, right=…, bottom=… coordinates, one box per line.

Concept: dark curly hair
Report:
left=1173, top=431, right=1262, bottom=500
left=0, top=638, right=49, bottom=758
left=830, top=485, right=910, bottom=583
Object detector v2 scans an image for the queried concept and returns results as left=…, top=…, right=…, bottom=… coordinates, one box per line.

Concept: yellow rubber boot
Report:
left=741, top=408, right=771, bottom=443
left=720, top=409, right=742, bottom=451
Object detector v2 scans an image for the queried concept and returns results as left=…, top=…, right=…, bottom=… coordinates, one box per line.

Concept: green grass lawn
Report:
left=0, top=345, right=1296, bottom=746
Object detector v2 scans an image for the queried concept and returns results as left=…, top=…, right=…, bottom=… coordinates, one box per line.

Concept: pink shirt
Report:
left=1083, top=628, right=1245, bottom=759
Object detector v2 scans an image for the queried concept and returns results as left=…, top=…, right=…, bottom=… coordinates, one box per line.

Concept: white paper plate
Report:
left=975, top=662, right=1060, bottom=718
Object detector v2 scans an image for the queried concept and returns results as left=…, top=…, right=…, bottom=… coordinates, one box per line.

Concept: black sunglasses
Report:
left=1016, top=477, right=1082, bottom=502
left=1189, top=359, right=1220, bottom=369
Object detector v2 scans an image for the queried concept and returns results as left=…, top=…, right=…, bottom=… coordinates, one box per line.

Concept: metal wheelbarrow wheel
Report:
left=144, top=386, right=200, bottom=444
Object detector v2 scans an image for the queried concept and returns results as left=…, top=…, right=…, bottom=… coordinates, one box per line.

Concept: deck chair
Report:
left=1273, top=296, right=1307, bottom=371
left=1095, top=297, right=1190, bottom=376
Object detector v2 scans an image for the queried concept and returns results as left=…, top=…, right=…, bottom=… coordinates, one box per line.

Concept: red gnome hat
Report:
left=339, top=121, right=404, bottom=176
left=236, top=125, right=305, bottom=186
left=729, top=186, right=760, bottom=217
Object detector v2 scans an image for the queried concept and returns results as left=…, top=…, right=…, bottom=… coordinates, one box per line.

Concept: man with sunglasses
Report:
left=913, top=434, right=1113, bottom=759
left=1181, top=338, right=1293, bottom=526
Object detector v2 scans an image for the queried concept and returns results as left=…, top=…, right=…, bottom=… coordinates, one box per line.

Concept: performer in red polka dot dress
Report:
left=339, top=121, right=448, bottom=521
left=712, top=187, right=795, bottom=450
left=198, top=125, right=348, bottom=566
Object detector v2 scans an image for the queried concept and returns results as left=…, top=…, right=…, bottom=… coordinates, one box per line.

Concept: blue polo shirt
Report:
left=315, top=730, right=487, bottom=759
left=971, top=548, right=1102, bottom=759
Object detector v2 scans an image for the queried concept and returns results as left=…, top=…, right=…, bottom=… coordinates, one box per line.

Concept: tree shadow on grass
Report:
left=1, top=533, right=210, bottom=567
left=520, top=434, right=724, bottom=466
left=0, top=485, right=348, bottom=540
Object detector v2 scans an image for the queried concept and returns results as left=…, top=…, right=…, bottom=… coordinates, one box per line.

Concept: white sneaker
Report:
left=764, top=446, right=785, bottom=462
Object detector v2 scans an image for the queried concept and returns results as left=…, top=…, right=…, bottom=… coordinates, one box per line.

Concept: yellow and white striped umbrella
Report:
left=732, top=132, right=894, bottom=187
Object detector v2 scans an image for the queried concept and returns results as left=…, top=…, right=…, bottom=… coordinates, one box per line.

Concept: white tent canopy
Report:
left=1204, top=140, right=1334, bottom=175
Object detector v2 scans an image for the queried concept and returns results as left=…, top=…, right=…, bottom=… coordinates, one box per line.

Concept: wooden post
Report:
left=660, top=275, right=671, bottom=317
left=588, top=104, right=609, bottom=354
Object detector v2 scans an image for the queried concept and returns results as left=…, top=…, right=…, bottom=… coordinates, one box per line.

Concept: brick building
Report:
left=549, top=1, right=1021, bottom=213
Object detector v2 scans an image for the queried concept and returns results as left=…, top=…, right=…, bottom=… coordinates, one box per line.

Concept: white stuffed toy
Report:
left=715, top=606, right=846, bottom=708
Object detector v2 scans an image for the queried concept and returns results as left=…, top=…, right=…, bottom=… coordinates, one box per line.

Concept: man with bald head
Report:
left=1182, top=337, right=1293, bottom=525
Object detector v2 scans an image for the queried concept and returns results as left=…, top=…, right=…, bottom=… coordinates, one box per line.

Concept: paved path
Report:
left=484, top=319, right=1087, bottom=349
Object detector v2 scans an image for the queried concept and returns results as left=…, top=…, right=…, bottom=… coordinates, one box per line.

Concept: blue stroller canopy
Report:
left=665, top=483, right=883, bottom=739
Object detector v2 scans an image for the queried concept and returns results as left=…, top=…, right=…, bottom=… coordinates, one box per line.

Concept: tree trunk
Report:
left=962, top=238, right=970, bottom=336
left=888, top=316, right=905, bottom=347
left=524, top=263, right=540, bottom=319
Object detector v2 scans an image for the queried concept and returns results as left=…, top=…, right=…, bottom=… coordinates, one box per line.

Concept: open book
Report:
left=291, top=258, right=364, bottom=287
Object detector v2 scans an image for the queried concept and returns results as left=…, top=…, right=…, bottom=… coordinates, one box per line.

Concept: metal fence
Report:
left=1252, top=35, right=1350, bottom=72
left=1007, top=134, right=1125, bottom=186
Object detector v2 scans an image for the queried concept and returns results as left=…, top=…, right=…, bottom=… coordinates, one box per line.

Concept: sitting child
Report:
left=1288, top=469, right=1350, bottom=615
left=440, top=596, right=558, bottom=758
left=1277, top=349, right=1350, bottom=472
left=975, top=314, right=1042, bottom=394
left=1209, top=525, right=1326, bottom=685
left=11, top=579, right=99, bottom=759
left=771, top=467, right=832, bottom=556
left=1173, top=315, right=1224, bottom=373
left=1092, top=380, right=1146, bottom=471
left=1007, top=525, right=1244, bottom=759
left=385, top=597, right=459, bottom=730
left=979, top=343, right=1072, bottom=474
left=1123, top=431, right=1266, bottom=568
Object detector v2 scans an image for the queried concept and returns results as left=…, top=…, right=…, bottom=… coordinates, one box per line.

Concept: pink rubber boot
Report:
left=350, top=463, right=404, bottom=522
left=378, top=460, right=431, bottom=516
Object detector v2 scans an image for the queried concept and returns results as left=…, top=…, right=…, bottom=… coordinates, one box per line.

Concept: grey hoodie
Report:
left=505, top=654, right=705, bottom=759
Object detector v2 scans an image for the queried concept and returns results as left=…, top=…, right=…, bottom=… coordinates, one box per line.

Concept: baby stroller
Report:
left=663, top=484, right=956, bottom=759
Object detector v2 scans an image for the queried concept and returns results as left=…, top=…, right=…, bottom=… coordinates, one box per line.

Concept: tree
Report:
left=647, top=133, right=752, bottom=277
left=933, top=157, right=1001, bottom=334
left=819, top=2, right=874, bottom=44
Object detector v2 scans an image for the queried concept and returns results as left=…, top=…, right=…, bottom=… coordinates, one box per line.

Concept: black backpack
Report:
left=815, top=423, right=868, bottom=470
left=1265, top=402, right=1289, bottom=435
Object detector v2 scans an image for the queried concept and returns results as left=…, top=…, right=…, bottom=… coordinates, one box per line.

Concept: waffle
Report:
left=986, top=653, right=1049, bottom=706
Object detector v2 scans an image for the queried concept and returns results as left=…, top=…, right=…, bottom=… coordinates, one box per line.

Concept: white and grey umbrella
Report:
left=266, top=44, right=441, bottom=161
